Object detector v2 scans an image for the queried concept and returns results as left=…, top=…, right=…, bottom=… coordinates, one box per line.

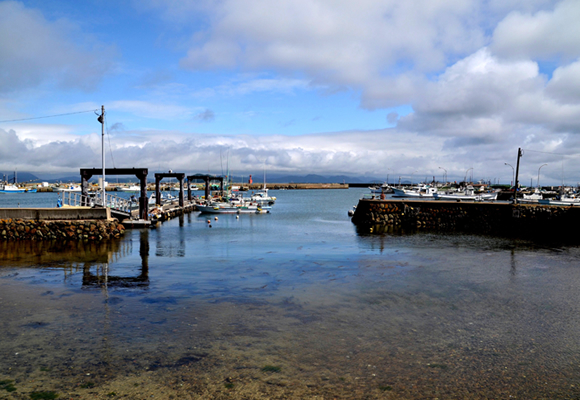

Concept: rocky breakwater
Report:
left=351, top=199, right=580, bottom=239
left=0, top=219, right=125, bottom=241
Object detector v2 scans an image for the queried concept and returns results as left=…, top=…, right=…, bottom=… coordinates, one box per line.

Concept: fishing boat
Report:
left=0, top=183, right=26, bottom=193
left=119, top=184, right=141, bottom=192
left=369, top=183, right=392, bottom=194
left=392, top=184, right=437, bottom=198
left=433, top=186, right=497, bottom=201
left=54, top=184, right=82, bottom=192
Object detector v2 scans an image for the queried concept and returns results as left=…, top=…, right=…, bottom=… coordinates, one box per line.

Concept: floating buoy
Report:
left=209, top=224, right=212, bottom=228
left=214, top=216, right=218, bottom=220
left=207, top=219, right=211, bottom=224
left=236, top=215, right=239, bottom=219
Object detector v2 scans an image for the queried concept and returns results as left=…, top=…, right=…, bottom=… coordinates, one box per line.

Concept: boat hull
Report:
left=197, top=204, right=271, bottom=214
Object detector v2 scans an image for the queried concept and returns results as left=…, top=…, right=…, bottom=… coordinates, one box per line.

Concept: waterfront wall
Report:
left=351, top=199, right=580, bottom=238
left=0, top=219, right=125, bottom=241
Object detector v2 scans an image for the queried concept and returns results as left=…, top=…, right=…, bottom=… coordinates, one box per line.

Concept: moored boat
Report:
left=392, top=185, right=437, bottom=198
left=434, top=186, right=497, bottom=201
left=0, top=183, right=26, bottom=193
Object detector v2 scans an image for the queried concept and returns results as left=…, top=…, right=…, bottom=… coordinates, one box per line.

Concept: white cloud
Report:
left=492, top=0, right=580, bottom=60
left=0, top=1, right=115, bottom=93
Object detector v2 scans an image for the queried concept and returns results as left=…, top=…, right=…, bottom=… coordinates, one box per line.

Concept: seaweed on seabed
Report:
left=0, top=379, right=17, bottom=392
left=261, top=365, right=281, bottom=373
left=29, top=391, right=59, bottom=400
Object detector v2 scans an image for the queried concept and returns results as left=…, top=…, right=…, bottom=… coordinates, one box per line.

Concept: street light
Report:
left=438, top=167, right=447, bottom=183
left=464, top=168, right=473, bottom=184
left=505, top=163, right=514, bottom=187
left=537, top=164, right=547, bottom=189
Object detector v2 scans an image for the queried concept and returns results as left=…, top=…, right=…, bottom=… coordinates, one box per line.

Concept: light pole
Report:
left=438, top=167, right=447, bottom=184
left=505, top=163, right=514, bottom=187
left=537, top=164, right=547, bottom=189
left=464, top=168, right=473, bottom=184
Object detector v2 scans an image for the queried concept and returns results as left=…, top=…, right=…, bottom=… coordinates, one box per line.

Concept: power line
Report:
left=0, top=109, right=98, bottom=123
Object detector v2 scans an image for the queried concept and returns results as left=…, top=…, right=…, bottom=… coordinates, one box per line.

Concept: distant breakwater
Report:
left=0, top=219, right=125, bottom=241
left=351, top=199, right=580, bottom=239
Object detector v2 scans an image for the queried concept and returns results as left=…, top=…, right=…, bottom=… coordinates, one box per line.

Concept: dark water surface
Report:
left=2, top=189, right=580, bottom=399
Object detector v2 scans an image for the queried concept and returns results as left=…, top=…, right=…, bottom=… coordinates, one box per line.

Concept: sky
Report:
left=1, top=0, right=580, bottom=185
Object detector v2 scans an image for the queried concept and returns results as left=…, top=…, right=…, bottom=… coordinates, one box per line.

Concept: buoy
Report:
left=236, top=215, right=239, bottom=219
left=214, top=216, right=218, bottom=220
left=207, top=219, right=211, bottom=224
left=209, top=224, right=212, bottom=228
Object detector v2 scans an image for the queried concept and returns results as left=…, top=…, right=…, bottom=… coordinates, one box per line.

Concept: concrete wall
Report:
left=0, top=207, right=111, bottom=221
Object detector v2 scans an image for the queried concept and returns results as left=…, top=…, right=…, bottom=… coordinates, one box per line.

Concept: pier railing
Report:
left=61, top=191, right=134, bottom=214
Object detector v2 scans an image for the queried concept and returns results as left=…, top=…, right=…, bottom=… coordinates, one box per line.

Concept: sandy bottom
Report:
left=2, top=267, right=580, bottom=400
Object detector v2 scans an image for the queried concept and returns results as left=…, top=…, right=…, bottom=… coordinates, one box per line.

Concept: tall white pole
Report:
left=100, top=105, right=105, bottom=205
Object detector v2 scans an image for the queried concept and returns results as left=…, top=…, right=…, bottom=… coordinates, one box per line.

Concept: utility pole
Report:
left=98, top=105, right=105, bottom=205
left=514, top=148, right=523, bottom=204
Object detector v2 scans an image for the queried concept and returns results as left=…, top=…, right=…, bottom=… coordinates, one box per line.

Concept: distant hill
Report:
left=1, top=171, right=39, bottom=183
left=5, top=171, right=388, bottom=184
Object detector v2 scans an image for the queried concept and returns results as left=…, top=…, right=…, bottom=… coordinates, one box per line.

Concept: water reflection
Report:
left=82, top=230, right=150, bottom=289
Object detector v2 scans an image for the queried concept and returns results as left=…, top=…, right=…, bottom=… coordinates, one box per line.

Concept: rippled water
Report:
left=1, top=188, right=580, bottom=399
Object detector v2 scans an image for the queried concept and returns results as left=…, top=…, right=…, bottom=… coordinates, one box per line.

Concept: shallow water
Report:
left=1, top=189, right=580, bottom=399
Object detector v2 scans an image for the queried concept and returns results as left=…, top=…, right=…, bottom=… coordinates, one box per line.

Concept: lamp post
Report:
left=537, top=164, right=547, bottom=189
left=505, top=163, right=514, bottom=187
left=438, top=167, right=447, bottom=184
left=464, top=168, right=473, bottom=184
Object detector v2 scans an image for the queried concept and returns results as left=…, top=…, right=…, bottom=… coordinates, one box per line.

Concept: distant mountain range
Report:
left=2, top=171, right=387, bottom=184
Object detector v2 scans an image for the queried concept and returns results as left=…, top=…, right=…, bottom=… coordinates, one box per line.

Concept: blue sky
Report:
left=1, top=0, right=580, bottom=185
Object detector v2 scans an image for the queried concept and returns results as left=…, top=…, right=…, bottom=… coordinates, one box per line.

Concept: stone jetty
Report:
left=351, top=198, right=580, bottom=239
left=0, top=208, right=124, bottom=241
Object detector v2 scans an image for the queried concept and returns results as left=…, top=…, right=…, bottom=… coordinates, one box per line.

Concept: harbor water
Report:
left=1, top=189, right=580, bottom=398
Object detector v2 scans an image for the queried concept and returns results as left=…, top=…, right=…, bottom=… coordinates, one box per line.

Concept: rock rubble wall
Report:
left=0, top=219, right=125, bottom=241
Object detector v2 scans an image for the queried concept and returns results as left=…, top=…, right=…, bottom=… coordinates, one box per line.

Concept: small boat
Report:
left=197, top=197, right=271, bottom=214
left=249, top=188, right=276, bottom=205
left=0, top=183, right=26, bottom=193
left=392, top=184, right=437, bottom=198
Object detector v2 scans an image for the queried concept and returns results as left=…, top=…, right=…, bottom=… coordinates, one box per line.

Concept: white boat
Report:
left=434, top=186, right=497, bottom=201
left=148, top=192, right=174, bottom=206
left=197, top=202, right=271, bottom=214
left=518, top=189, right=544, bottom=203
left=392, top=185, right=437, bottom=198
left=538, top=194, right=580, bottom=206
left=54, top=184, right=82, bottom=192
left=197, top=194, right=271, bottom=214
left=0, top=183, right=26, bottom=193
left=119, top=185, right=141, bottom=192
left=369, top=183, right=392, bottom=194
left=249, top=187, right=276, bottom=205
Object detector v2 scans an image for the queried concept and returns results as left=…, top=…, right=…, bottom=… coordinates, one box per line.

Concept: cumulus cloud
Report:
left=0, top=1, right=115, bottom=93
left=491, top=0, right=580, bottom=60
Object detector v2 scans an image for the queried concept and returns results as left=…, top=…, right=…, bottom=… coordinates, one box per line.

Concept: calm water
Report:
left=1, top=189, right=580, bottom=399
